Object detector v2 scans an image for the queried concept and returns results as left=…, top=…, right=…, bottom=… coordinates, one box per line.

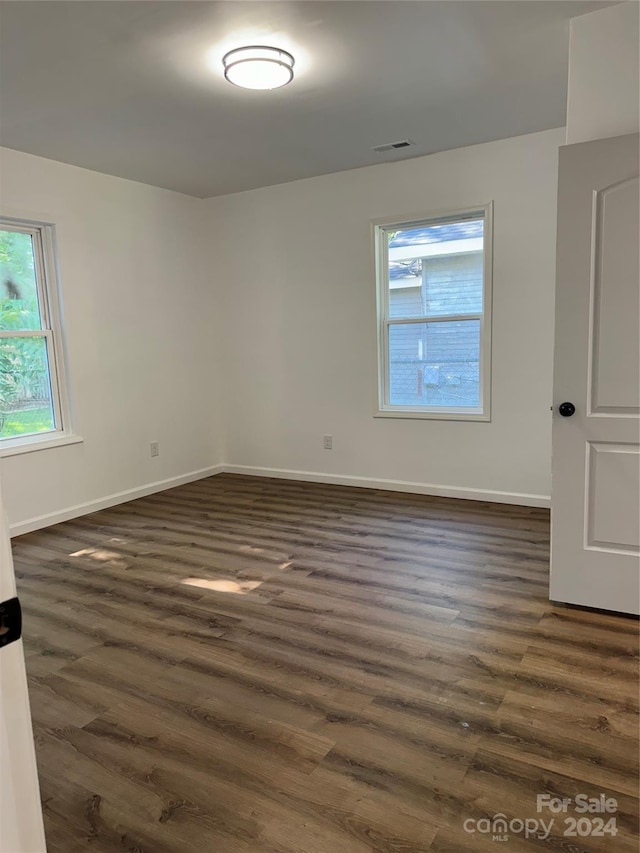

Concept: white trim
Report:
left=41, top=223, right=73, bottom=435
left=9, top=465, right=225, bottom=537
left=374, top=409, right=489, bottom=422
left=222, top=465, right=551, bottom=508
left=386, top=313, right=483, bottom=326
left=8, top=461, right=549, bottom=537
left=373, top=203, right=493, bottom=421
left=371, top=203, right=495, bottom=231
left=0, top=433, right=83, bottom=458
left=0, top=218, right=72, bottom=445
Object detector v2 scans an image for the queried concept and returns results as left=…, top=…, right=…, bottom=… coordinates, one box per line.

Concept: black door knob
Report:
left=558, top=402, right=576, bottom=417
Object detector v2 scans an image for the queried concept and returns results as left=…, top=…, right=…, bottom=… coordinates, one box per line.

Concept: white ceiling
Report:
left=0, top=1, right=613, bottom=198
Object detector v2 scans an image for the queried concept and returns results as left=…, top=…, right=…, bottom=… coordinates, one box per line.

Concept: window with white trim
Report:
left=374, top=204, right=492, bottom=420
left=0, top=220, right=69, bottom=446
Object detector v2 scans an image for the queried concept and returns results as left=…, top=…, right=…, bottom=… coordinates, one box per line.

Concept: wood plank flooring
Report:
left=11, top=473, right=639, bottom=852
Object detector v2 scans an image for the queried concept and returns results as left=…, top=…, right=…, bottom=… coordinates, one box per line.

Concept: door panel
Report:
left=589, top=176, right=640, bottom=413
left=586, top=442, right=640, bottom=553
left=0, top=478, right=46, bottom=853
left=551, top=133, right=640, bottom=614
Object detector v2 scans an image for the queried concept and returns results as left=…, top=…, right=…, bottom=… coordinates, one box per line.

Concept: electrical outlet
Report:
left=150, top=442, right=159, bottom=457
left=323, top=435, right=333, bottom=450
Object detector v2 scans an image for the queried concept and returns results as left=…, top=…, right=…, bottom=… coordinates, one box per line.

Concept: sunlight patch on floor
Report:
left=180, top=577, right=263, bottom=594
left=68, top=547, right=128, bottom=570
left=69, top=547, right=122, bottom=560
left=238, top=544, right=265, bottom=554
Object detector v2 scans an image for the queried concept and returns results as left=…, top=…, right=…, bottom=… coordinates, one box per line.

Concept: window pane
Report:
left=422, top=253, right=483, bottom=317
left=0, top=337, right=55, bottom=438
left=388, top=320, right=480, bottom=408
left=0, top=229, right=42, bottom=331
left=388, top=219, right=483, bottom=318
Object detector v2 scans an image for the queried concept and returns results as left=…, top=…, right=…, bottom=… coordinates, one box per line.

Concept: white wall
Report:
left=0, top=148, right=223, bottom=532
left=206, top=128, right=564, bottom=504
left=1, top=128, right=563, bottom=527
left=566, top=2, right=640, bottom=144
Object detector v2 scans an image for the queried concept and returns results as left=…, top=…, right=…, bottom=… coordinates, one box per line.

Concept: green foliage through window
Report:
left=0, top=226, right=57, bottom=439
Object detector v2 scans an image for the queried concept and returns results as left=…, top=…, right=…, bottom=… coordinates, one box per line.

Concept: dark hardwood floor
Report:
left=11, top=474, right=639, bottom=852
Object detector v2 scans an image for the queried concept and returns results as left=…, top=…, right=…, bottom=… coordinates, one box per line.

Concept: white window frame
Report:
left=373, top=202, right=493, bottom=421
left=0, top=218, right=76, bottom=455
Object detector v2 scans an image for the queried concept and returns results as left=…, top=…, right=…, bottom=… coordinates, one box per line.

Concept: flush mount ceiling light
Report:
left=222, top=45, right=295, bottom=90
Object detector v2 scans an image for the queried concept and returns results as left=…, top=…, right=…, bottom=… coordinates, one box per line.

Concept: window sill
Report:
left=375, top=409, right=490, bottom=422
left=0, top=433, right=84, bottom=458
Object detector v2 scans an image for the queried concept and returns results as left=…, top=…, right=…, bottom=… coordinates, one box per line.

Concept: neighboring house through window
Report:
left=0, top=219, right=71, bottom=450
left=374, top=204, right=493, bottom=420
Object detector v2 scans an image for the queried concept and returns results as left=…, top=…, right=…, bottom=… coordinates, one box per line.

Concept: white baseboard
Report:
left=222, top=464, right=551, bottom=508
left=10, top=461, right=550, bottom=536
left=9, top=464, right=225, bottom=537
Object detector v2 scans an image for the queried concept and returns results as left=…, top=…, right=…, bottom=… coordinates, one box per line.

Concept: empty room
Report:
left=0, top=1, right=638, bottom=851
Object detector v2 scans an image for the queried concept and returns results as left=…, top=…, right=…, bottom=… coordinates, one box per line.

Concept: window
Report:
left=0, top=220, right=70, bottom=449
left=374, top=204, right=492, bottom=420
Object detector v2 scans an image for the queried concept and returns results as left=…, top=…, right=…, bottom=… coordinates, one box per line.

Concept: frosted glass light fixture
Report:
left=222, top=45, right=295, bottom=90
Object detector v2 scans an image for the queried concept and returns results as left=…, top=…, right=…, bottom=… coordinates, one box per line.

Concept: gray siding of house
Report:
left=388, top=253, right=482, bottom=406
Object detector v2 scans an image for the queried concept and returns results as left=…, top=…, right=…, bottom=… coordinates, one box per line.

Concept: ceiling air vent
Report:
left=371, top=139, right=415, bottom=153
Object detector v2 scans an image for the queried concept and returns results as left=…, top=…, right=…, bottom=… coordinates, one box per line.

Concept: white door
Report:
left=551, top=132, right=640, bottom=615
left=0, top=476, right=46, bottom=852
